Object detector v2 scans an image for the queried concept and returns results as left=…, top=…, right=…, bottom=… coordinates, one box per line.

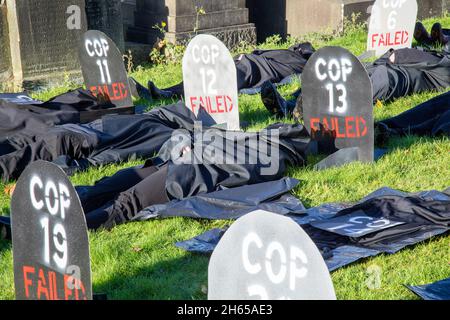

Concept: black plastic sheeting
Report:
left=174, top=187, right=450, bottom=272
left=406, top=278, right=450, bottom=300
left=132, top=177, right=304, bottom=221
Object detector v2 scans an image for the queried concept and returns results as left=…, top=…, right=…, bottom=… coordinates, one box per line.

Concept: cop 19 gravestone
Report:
left=368, top=0, right=418, bottom=57
left=301, top=46, right=373, bottom=169
left=11, top=161, right=92, bottom=300
left=183, top=35, right=240, bottom=130
left=208, top=210, right=336, bottom=300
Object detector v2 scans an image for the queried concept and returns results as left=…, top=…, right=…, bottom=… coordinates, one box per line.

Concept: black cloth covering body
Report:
left=0, top=87, right=207, bottom=181
left=0, top=89, right=113, bottom=138
left=376, top=90, right=450, bottom=137
left=157, top=46, right=450, bottom=102
left=368, top=48, right=450, bottom=103
left=264, top=48, right=450, bottom=116
left=155, top=43, right=315, bottom=96
left=76, top=119, right=310, bottom=228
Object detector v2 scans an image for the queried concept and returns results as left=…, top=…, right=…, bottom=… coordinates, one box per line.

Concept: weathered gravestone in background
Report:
left=183, top=34, right=240, bottom=130
left=301, top=46, right=374, bottom=168
left=85, top=0, right=125, bottom=53
left=0, top=4, right=12, bottom=83
left=5, top=0, right=87, bottom=88
left=367, top=0, right=418, bottom=57
left=208, top=210, right=336, bottom=300
left=11, top=161, right=92, bottom=300
left=79, top=30, right=134, bottom=121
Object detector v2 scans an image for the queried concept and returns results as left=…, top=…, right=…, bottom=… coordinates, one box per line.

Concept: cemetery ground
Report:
left=0, top=16, right=449, bottom=300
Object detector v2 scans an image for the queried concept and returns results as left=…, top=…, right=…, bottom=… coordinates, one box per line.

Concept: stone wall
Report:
left=125, top=0, right=256, bottom=49
left=247, top=0, right=448, bottom=42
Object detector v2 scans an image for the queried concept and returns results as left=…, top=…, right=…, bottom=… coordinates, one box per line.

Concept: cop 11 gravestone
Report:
left=367, top=0, right=418, bottom=57
left=208, top=210, right=336, bottom=300
left=11, top=161, right=92, bottom=300
left=183, top=35, right=240, bottom=130
left=79, top=30, right=134, bottom=122
left=300, top=46, right=373, bottom=169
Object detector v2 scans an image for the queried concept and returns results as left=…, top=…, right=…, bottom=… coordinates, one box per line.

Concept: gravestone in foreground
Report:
left=183, top=34, right=240, bottom=130
left=301, top=46, right=373, bottom=168
left=11, top=161, right=92, bottom=300
left=208, top=210, right=336, bottom=300
left=367, top=0, right=418, bottom=57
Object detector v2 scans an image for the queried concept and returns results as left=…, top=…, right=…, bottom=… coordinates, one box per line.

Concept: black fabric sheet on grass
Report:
left=176, top=187, right=450, bottom=272
left=376, top=90, right=450, bottom=139
left=406, top=278, right=450, bottom=300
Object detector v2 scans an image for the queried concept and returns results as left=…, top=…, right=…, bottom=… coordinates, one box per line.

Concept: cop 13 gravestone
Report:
left=301, top=46, right=373, bottom=168
left=183, top=34, right=240, bottom=130
left=11, top=161, right=92, bottom=300
left=367, top=0, right=418, bottom=57
left=208, top=210, right=336, bottom=300
left=79, top=30, right=133, bottom=109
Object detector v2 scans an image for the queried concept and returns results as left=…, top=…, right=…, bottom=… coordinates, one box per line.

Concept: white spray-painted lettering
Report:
left=30, top=175, right=70, bottom=271
left=242, top=232, right=308, bottom=299
left=315, top=57, right=353, bottom=114
left=85, top=38, right=112, bottom=84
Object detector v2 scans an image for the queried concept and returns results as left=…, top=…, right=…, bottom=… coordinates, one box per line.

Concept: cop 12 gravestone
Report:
left=183, top=35, right=240, bottom=130
left=11, top=161, right=92, bottom=300
left=301, top=46, right=373, bottom=169
left=79, top=30, right=134, bottom=123
left=368, top=0, right=418, bottom=57
left=208, top=210, right=336, bottom=300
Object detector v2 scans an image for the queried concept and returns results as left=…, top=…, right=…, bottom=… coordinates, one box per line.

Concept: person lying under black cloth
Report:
left=0, top=93, right=203, bottom=182
left=77, top=121, right=310, bottom=230
left=0, top=88, right=115, bottom=137
left=131, top=43, right=315, bottom=99
left=375, top=90, right=450, bottom=144
left=261, top=47, right=450, bottom=118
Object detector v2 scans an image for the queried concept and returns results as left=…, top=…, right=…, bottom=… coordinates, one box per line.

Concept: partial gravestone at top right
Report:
left=367, top=0, right=418, bottom=57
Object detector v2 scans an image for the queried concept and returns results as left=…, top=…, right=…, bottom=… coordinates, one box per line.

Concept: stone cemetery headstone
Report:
left=79, top=30, right=132, bottom=109
left=11, top=0, right=87, bottom=81
left=301, top=46, right=374, bottom=166
left=311, top=210, right=406, bottom=237
left=208, top=210, right=336, bottom=300
left=367, top=0, right=418, bottom=57
left=11, top=161, right=92, bottom=300
left=183, top=34, right=240, bottom=130
left=0, top=93, right=42, bottom=105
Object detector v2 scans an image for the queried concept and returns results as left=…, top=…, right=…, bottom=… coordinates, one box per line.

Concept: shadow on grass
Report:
left=92, top=253, right=209, bottom=300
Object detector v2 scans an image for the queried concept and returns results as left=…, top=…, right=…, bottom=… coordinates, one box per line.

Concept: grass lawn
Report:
left=0, top=17, right=449, bottom=300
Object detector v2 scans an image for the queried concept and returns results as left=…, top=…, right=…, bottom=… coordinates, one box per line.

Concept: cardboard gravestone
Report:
left=367, top=0, right=418, bottom=57
left=79, top=30, right=134, bottom=122
left=311, top=210, right=405, bottom=237
left=11, top=161, right=92, bottom=300
left=301, top=46, right=374, bottom=167
left=183, top=34, right=240, bottom=130
left=208, top=210, right=336, bottom=300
